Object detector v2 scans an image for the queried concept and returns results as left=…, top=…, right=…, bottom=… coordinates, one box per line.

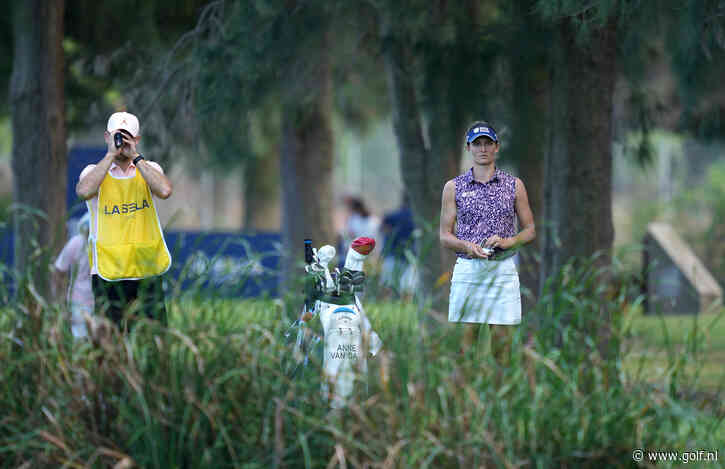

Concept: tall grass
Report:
left=0, top=255, right=723, bottom=468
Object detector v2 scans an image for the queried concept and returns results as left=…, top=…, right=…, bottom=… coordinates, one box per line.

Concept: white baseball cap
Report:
left=106, top=111, right=140, bottom=137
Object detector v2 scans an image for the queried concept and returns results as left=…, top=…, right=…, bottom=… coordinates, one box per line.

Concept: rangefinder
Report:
left=114, top=132, right=124, bottom=149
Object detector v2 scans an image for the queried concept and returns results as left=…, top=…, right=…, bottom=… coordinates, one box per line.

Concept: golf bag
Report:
left=291, top=237, right=382, bottom=408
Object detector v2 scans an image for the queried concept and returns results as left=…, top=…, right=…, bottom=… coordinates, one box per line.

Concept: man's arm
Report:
left=136, top=159, right=172, bottom=199
left=439, top=180, right=489, bottom=258
left=76, top=153, right=114, bottom=200
left=77, top=131, right=125, bottom=200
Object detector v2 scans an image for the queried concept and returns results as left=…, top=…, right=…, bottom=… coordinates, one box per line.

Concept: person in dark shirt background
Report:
left=380, top=193, right=418, bottom=294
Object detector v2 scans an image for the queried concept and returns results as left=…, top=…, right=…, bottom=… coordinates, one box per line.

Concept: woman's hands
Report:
left=483, top=235, right=515, bottom=250
left=464, top=241, right=491, bottom=259
left=463, top=236, right=516, bottom=259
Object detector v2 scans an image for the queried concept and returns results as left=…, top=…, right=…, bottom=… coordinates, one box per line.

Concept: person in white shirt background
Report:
left=340, top=196, right=380, bottom=266
left=52, top=213, right=93, bottom=339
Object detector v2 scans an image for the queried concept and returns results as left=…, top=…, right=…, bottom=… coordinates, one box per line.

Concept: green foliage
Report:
left=534, top=0, right=621, bottom=32
left=63, top=0, right=206, bottom=132
left=188, top=1, right=289, bottom=168
left=0, top=9, right=13, bottom=114
left=63, top=37, right=118, bottom=133
left=0, top=196, right=12, bottom=225
left=612, top=132, right=725, bottom=286
left=419, top=2, right=508, bottom=143
left=1, top=254, right=723, bottom=467
left=0, top=117, right=11, bottom=156
left=661, top=1, right=725, bottom=138
left=682, top=160, right=725, bottom=285
left=620, top=91, right=657, bottom=167
left=329, top=11, right=391, bottom=136
left=65, top=0, right=202, bottom=53
left=533, top=0, right=725, bottom=141
left=185, top=0, right=390, bottom=164
left=624, top=306, right=725, bottom=393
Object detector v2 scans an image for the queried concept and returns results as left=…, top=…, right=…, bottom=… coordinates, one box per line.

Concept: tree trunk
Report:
left=244, top=151, right=280, bottom=231
left=541, top=25, right=570, bottom=292
left=512, top=79, right=548, bottom=303
left=382, top=23, right=449, bottom=305
left=424, top=60, right=470, bottom=305
left=510, top=0, right=550, bottom=304
left=565, top=21, right=618, bottom=360
left=540, top=20, right=618, bottom=359
left=542, top=20, right=616, bottom=288
left=10, top=0, right=67, bottom=296
left=562, top=22, right=616, bottom=265
left=279, top=51, right=335, bottom=291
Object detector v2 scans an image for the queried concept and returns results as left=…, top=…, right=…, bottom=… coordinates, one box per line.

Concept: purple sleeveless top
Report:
left=454, top=167, right=517, bottom=258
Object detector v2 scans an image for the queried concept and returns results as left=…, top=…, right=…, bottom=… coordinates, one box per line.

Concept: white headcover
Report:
left=343, top=248, right=368, bottom=272
left=315, top=245, right=336, bottom=290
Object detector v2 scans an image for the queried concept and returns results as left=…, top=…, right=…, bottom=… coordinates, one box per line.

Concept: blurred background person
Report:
left=339, top=196, right=380, bottom=266
left=380, top=193, right=418, bottom=295
left=52, top=213, right=93, bottom=339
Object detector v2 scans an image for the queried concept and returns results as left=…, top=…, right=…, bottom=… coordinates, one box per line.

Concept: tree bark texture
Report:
left=279, top=50, right=335, bottom=291
left=423, top=46, right=472, bottom=302
left=562, top=22, right=616, bottom=266
left=244, top=150, right=280, bottom=231
left=10, top=0, right=67, bottom=294
left=542, top=20, right=617, bottom=288
left=540, top=19, right=618, bottom=359
left=541, top=26, right=570, bottom=292
left=512, top=66, right=549, bottom=303
left=382, top=25, right=449, bottom=304
left=510, top=0, right=550, bottom=303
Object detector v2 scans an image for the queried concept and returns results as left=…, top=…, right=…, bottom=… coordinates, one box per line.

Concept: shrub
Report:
left=0, top=256, right=722, bottom=468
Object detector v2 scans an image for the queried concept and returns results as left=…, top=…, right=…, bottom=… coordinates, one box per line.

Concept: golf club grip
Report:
left=304, top=239, right=314, bottom=265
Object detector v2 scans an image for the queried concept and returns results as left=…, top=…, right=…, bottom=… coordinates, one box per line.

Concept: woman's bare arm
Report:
left=512, top=178, right=536, bottom=246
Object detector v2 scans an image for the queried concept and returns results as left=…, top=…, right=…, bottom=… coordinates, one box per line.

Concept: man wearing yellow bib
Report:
left=76, top=112, right=172, bottom=329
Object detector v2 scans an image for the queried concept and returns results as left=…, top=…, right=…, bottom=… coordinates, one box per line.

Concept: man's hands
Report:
left=104, top=132, right=122, bottom=159
left=104, top=131, right=138, bottom=160
left=120, top=133, right=139, bottom=158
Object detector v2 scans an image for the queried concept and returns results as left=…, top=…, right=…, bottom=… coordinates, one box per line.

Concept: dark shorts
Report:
left=92, top=275, right=168, bottom=328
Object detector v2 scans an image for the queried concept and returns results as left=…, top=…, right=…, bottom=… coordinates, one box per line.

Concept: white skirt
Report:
left=448, top=257, right=521, bottom=325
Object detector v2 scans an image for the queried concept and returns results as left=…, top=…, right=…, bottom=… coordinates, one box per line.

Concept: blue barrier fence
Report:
left=0, top=230, right=282, bottom=298
left=67, top=146, right=102, bottom=220
left=164, top=231, right=281, bottom=297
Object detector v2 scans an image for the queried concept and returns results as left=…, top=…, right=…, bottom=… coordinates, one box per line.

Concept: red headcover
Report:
left=351, top=237, right=376, bottom=255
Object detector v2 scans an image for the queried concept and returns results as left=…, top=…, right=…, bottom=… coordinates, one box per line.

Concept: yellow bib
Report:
left=90, top=168, right=171, bottom=280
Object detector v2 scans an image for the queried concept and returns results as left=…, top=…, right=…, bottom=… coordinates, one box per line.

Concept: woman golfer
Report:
left=439, top=122, right=535, bottom=364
